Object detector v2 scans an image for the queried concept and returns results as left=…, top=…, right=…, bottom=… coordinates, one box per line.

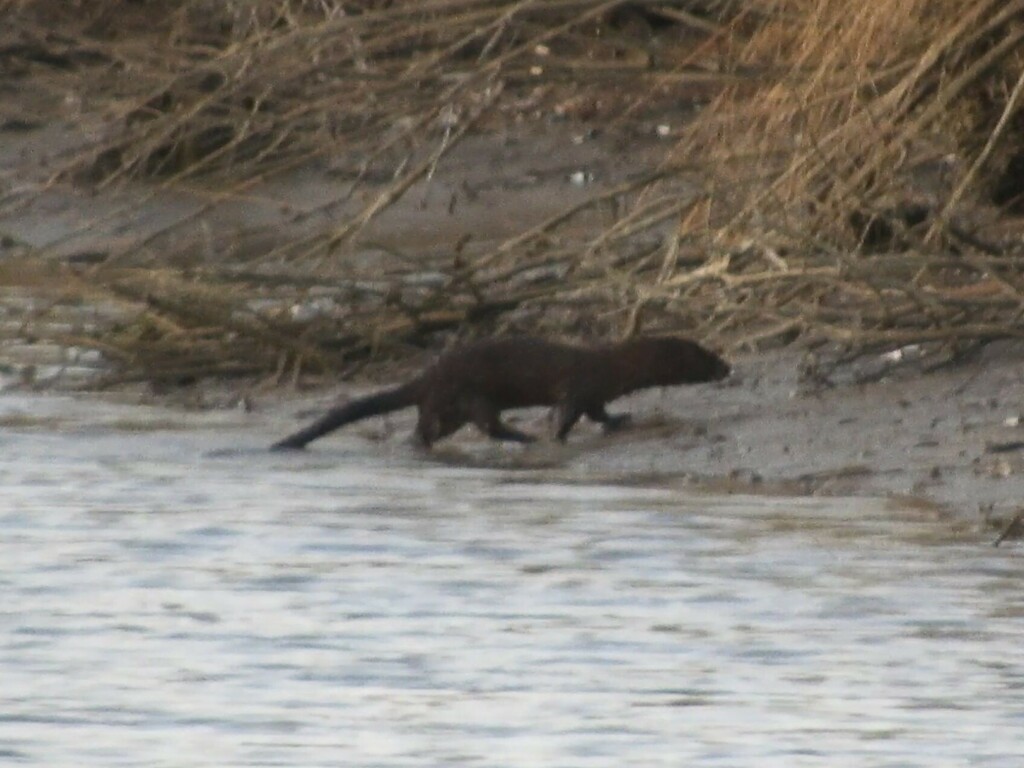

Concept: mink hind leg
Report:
left=415, top=407, right=466, bottom=448
left=554, top=399, right=585, bottom=442
left=471, top=400, right=536, bottom=443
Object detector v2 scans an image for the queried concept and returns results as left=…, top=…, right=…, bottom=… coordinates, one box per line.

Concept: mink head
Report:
left=643, top=336, right=731, bottom=384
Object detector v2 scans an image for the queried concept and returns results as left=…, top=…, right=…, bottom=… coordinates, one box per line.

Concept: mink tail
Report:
left=271, top=381, right=419, bottom=450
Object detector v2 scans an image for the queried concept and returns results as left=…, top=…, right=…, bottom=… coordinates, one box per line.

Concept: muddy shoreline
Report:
left=253, top=341, right=1024, bottom=533
left=13, top=311, right=1024, bottom=534
left=2, top=77, right=1023, bottom=535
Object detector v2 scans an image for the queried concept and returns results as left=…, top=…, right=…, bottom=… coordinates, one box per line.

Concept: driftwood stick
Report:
left=993, top=510, right=1024, bottom=547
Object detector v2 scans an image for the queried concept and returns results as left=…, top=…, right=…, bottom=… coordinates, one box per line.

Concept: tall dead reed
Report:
left=657, top=0, right=1024, bottom=372
left=4, top=0, right=1024, bottom=387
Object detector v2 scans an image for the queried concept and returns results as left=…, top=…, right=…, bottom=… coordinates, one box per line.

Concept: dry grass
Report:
left=657, top=0, right=1024, bottom=372
left=4, top=0, right=1024, bottom=388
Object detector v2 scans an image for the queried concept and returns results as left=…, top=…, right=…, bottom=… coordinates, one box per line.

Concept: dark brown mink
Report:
left=271, top=335, right=730, bottom=450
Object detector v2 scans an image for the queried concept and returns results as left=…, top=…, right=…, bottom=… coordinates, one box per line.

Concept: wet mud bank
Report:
left=1, top=32, right=1021, bottom=534
left=262, top=340, right=1024, bottom=533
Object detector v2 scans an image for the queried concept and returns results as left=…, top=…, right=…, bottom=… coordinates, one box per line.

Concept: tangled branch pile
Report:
left=4, top=0, right=1024, bottom=388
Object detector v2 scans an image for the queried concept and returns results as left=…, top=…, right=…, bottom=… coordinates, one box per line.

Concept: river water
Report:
left=1, top=395, right=1021, bottom=767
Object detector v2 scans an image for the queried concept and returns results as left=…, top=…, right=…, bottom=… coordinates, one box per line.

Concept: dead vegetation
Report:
left=2, top=0, right=1024, bottom=389
left=669, top=0, right=1024, bottom=376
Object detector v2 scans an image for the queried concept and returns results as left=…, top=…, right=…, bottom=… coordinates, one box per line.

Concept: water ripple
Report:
left=1, top=401, right=1022, bottom=766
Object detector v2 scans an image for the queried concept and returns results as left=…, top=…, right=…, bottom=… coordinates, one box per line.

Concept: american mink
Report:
left=271, top=335, right=730, bottom=450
